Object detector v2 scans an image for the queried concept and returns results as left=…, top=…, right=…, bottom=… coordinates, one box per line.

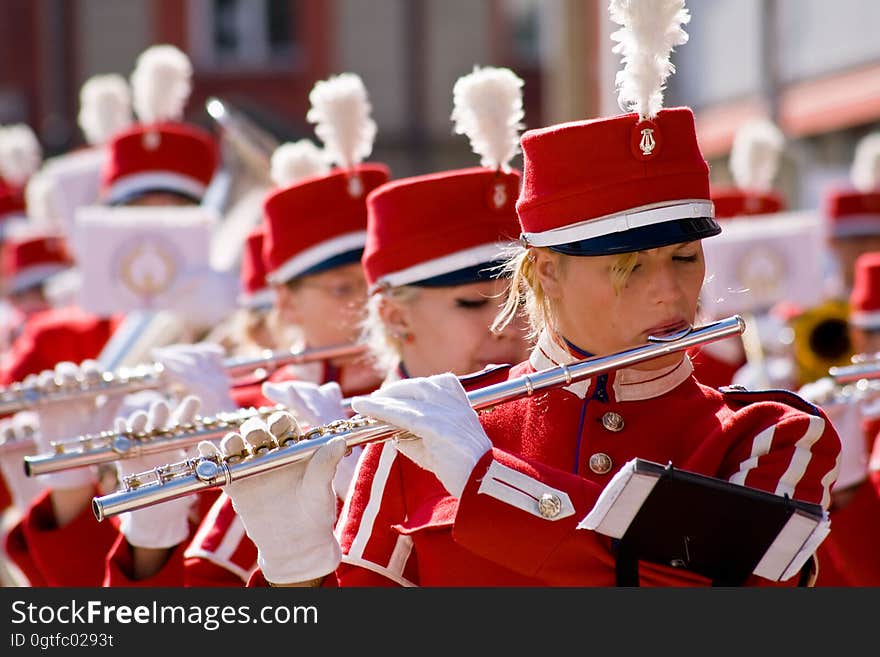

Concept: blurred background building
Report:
left=1, top=0, right=879, bottom=209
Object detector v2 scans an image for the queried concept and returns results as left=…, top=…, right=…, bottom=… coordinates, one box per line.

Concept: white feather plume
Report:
left=78, top=73, right=133, bottom=145
left=306, top=73, right=377, bottom=170
left=0, top=123, right=42, bottom=187
left=450, top=66, right=524, bottom=171
left=270, top=139, right=331, bottom=187
left=851, top=132, right=880, bottom=193
left=729, top=119, right=785, bottom=191
left=609, top=0, right=691, bottom=120
left=130, top=44, right=193, bottom=124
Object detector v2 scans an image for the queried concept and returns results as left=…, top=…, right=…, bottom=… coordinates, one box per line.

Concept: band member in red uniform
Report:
left=801, top=251, right=880, bottom=586
left=3, top=43, right=223, bottom=586
left=689, top=119, right=786, bottom=389
left=194, top=64, right=532, bottom=588
left=106, top=74, right=391, bottom=586
left=207, top=0, right=840, bottom=588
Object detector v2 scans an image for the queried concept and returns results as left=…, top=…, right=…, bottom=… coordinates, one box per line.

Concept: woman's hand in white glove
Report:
left=350, top=372, right=491, bottom=498
left=29, top=360, right=127, bottom=491
left=261, top=380, right=347, bottom=429
left=0, top=411, right=47, bottom=512
left=151, top=342, right=237, bottom=416
left=198, top=410, right=346, bottom=585
left=114, top=395, right=200, bottom=549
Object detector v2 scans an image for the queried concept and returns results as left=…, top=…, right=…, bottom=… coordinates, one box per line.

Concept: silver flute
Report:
left=0, top=343, right=367, bottom=417
left=91, top=315, right=745, bottom=522
left=23, top=405, right=285, bottom=477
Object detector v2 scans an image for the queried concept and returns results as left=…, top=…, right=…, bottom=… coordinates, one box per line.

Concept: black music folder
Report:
left=578, top=458, right=830, bottom=586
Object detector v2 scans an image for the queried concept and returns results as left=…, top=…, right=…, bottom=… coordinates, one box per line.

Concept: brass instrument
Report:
left=0, top=342, right=367, bottom=417
left=91, top=315, right=746, bottom=522
left=205, top=96, right=278, bottom=185
left=789, top=298, right=854, bottom=387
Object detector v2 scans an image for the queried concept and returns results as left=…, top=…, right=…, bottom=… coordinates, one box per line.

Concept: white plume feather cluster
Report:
left=729, top=119, right=785, bottom=191
left=78, top=74, right=133, bottom=145
left=306, top=73, right=377, bottom=169
left=609, top=0, right=691, bottom=120
left=0, top=123, right=42, bottom=187
left=130, top=44, right=193, bottom=124
left=850, top=132, right=880, bottom=192
left=450, top=66, right=524, bottom=171
left=270, top=139, right=331, bottom=187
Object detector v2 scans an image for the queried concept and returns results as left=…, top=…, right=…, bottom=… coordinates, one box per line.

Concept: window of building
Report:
left=189, top=0, right=299, bottom=71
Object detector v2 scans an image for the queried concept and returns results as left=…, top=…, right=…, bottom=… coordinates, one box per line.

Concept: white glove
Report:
left=199, top=411, right=346, bottom=584
left=821, top=398, right=868, bottom=491
left=30, top=360, right=127, bottom=491
left=114, top=395, right=200, bottom=549
left=0, top=411, right=48, bottom=512
left=261, top=380, right=347, bottom=428
left=261, top=379, right=355, bottom=500
left=151, top=342, right=237, bottom=416
left=350, top=372, right=491, bottom=498
left=797, top=376, right=837, bottom=405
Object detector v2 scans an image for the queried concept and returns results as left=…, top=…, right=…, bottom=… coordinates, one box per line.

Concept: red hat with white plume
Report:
left=0, top=124, right=42, bottom=191
left=1, top=232, right=74, bottom=295
left=362, top=65, right=523, bottom=292
left=78, top=73, right=134, bottom=147
left=238, top=225, right=272, bottom=309
left=101, top=44, right=219, bottom=205
left=518, top=0, right=719, bottom=255
left=0, top=123, right=42, bottom=235
left=25, top=74, right=134, bottom=235
left=712, top=118, right=786, bottom=218
left=262, top=73, right=390, bottom=285
left=824, top=132, right=880, bottom=238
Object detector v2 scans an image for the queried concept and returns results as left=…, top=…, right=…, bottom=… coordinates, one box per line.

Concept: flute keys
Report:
left=268, top=411, right=301, bottom=445
left=220, top=432, right=248, bottom=463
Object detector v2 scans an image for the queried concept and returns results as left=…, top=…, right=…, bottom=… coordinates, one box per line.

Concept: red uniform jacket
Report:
left=687, top=342, right=745, bottom=390
left=4, top=486, right=120, bottom=586
left=1, top=307, right=122, bottom=579
left=332, top=331, right=840, bottom=587
left=0, top=305, right=121, bottom=386
left=813, top=410, right=880, bottom=586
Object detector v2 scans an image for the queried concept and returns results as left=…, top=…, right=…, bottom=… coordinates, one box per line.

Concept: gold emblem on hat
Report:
left=736, top=244, right=785, bottom=306
left=492, top=182, right=507, bottom=209
left=347, top=174, right=364, bottom=198
left=119, top=237, right=178, bottom=299
left=639, top=128, right=656, bottom=156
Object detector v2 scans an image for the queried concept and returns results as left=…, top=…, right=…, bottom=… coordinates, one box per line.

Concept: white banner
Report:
left=74, top=205, right=235, bottom=322
left=701, top=210, right=829, bottom=316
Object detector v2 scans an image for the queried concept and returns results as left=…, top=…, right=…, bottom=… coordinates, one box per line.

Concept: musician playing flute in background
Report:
left=102, top=72, right=390, bottom=586
left=1, top=44, right=230, bottom=587
left=799, top=251, right=880, bottom=586
left=212, top=0, right=841, bottom=588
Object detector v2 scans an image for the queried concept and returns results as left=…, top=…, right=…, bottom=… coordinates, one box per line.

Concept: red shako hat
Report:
left=238, top=226, right=273, bottom=309
left=711, top=118, right=786, bottom=219
left=0, top=180, right=26, bottom=229
left=363, top=66, right=524, bottom=291
left=823, top=132, right=880, bottom=239
left=2, top=233, right=74, bottom=294
left=101, top=44, right=218, bottom=205
left=849, top=251, right=880, bottom=330
left=518, top=1, right=719, bottom=255
left=263, top=164, right=389, bottom=284
left=262, top=74, right=390, bottom=285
